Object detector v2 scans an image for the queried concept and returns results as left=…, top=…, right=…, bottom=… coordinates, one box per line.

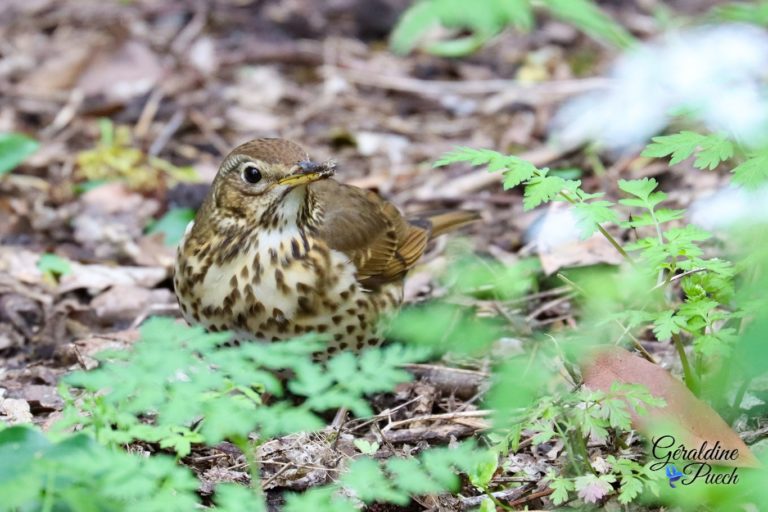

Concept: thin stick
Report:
left=382, top=410, right=491, bottom=432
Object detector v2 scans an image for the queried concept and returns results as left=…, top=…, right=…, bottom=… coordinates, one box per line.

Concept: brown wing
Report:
left=310, top=180, right=429, bottom=287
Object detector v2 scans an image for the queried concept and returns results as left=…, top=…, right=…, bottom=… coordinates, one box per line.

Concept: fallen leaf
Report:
left=0, top=398, right=33, bottom=425
left=76, top=40, right=164, bottom=103
left=0, top=247, right=45, bottom=285
left=538, top=236, right=623, bottom=275
left=19, top=31, right=105, bottom=94
left=134, top=233, right=177, bottom=268
left=582, top=346, right=760, bottom=468
left=58, top=263, right=167, bottom=295
left=20, top=385, right=62, bottom=412
left=91, top=285, right=175, bottom=324
left=72, top=182, right=160, bottom=262
left=74, top=329, right=141, bottom=369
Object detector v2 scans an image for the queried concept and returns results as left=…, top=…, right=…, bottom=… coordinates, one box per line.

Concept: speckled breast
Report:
left=173, top=222, right=403, bottom=354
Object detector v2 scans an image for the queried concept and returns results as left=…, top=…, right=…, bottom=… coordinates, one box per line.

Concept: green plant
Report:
left=58, top=318, right=428, bottom=450
left=37, top=253, right=73, bottom=282
left=711, top=1, right=768, bottom=25
left=0, top=132, right=39, bottom=175
left=428, top=132, right=768, bottom=508
left=391, top=0, right=634, bottom=57
left=524, top=384, right=665, bottom=505
left=435, top=143, right=740, bottom=397
left=146, top=207, right=197, bottom=246
left=7, top=130, right=768, bottom=511
left=0, top=426, right=201, bottom=512
left=76, top=118, right=198, bottom=190
left=283, top=442, right=491, bottom=511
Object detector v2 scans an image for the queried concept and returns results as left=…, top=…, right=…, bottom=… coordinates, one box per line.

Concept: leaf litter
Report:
left=0, top=0, right=763, bottom=509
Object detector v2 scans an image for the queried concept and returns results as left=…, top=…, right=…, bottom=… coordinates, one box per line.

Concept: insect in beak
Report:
left=277, top=160, right=336, bottom=186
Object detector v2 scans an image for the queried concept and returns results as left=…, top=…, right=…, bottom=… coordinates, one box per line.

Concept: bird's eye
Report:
left=242, top=164, right=262, bottom=184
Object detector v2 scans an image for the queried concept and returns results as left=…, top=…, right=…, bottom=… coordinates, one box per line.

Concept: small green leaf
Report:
left=572, top=200, right=619, bottom=238
left=353, top=439, right=379, bottom=455
left=146, top=208, right=196, bottom=246
left=468, top=450, right=498, bottom=488
left=618, top=178, right=658, bottom=201
left=732, top=153, right=768, bottom=188
left=642, top=131, right=733, bottom=170
left=37, top=253, right=72, bottom=277
left=502, top=160, right=538, bottom=190
left=542, top=0, right=635, bottom=48
left=652, top=310, right=687, bottom=340
left=523, top=174, right=568, bottom=210
left=478, top=497, right=496, bottom=512
left=548, top=474, right=574, bottom=505
left=618, top=475, right=643, bottom=504
left=0, top=133, right=39, bottom=175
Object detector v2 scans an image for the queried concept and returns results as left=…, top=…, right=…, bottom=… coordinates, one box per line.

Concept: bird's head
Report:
left=207, top=138, right=335, bottom=228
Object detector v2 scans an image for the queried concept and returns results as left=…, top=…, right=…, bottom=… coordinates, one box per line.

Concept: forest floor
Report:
left=0, top=0, right=744, bottom=509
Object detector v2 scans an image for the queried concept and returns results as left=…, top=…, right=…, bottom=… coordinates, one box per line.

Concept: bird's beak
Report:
left=278, top=160, right=336, bottom=186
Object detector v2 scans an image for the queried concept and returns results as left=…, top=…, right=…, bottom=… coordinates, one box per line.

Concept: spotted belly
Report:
left=173, top=228, right=403, bottom=354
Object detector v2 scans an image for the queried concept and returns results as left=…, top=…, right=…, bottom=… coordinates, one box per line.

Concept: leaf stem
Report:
left=233, top=435, right=265, bottom=497
left=671, top=333, right=699, bottom=395
left=558, top=191, right=634, bottom=264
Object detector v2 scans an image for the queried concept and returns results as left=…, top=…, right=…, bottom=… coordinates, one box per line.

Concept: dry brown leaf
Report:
left=0, top=398, right=33, bottom=425
left=57, top=264, right=166, bottom=295
left=91, top=285, right=174, bottom=324
left=538, top=235, right=623, bottom=275
left=19, top=31, right=108, bottom=94
left=73, top=329, right=141, bottom=369
left=0, top=247, right=45, bottom=285
left=582, top=346, right=760, bottom=468
left=76, top=40, right=164, bottom=102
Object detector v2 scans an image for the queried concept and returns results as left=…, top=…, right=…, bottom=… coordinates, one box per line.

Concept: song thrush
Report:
left=173, top=138, right=477, bottom=355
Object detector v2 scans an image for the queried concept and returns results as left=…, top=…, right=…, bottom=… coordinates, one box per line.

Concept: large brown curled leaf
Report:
left=581, top=346, right=760, bottom=468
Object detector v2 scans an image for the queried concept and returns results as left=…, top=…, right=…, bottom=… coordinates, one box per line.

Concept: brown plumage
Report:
left=173, top=138, right=478, bottom=354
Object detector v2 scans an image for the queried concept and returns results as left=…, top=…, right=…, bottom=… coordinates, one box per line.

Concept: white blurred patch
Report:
left=688, top=185, right=768, bottom=231
left=524, top=206, right=580, bottom=253
left=524, top=206, right=624, bottom=274
left=551, top=25, right=768, bottom=150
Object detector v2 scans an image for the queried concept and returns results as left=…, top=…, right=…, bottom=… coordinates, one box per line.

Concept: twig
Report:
left=505, top=487, right=555, bottom=507
left=504, top=286, right=570, bottom=306
left=650, top=267, right=707, bottom=291
left=340, top=68, right=609, bottom=98
left=134, top=88, right=164, bottom=139
left=130, top=303, right=181, bottom=329
left=149, top=110, right=185, bottom=156
left=403, top=364, right=488, bottom=400
left=459, top=484, right=533, bottom=509
left=741, top=425, right=768, bottom=445
left=382, top=410, right=491, bottom=432
left=41, top=89, right=84, bottom=138
left=170, top=1, right=208, bottom=54
left=188, top=109, right=230, bottom=156
left=525, top=294, right=575, bottom=322
left=260, top=463, right=292, bottom=489
left=380, top=424, right=478, bottom=444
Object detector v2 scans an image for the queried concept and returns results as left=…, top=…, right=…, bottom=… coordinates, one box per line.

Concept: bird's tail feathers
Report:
left=409, top=210, right=480, bottom=239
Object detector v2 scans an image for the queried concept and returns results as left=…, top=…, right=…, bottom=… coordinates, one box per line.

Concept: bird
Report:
left=173, top=138, right=478, bottom=356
